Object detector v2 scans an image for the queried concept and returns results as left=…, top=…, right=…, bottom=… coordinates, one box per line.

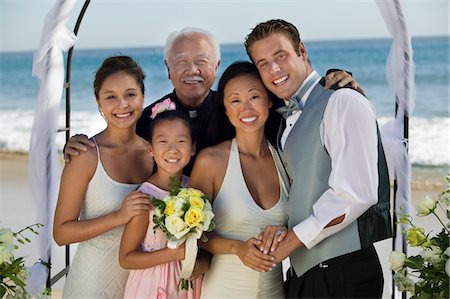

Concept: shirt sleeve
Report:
left=292, top=88, right=379, bottom=249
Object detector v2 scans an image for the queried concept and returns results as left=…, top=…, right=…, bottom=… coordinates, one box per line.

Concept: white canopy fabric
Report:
left=28, top=0, right=77, bottom=295
left=375, top=0, right=415, bottom=297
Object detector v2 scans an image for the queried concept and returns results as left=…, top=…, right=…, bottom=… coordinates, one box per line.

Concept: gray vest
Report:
left=277, top=83, right=391, bottom=277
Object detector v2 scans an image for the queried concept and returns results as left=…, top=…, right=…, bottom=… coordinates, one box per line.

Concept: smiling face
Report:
left=223, top=73, right=272, bottom=135
left=148, top=119, right=195, bottom=176
left=96, top=71, right=144, bottom=129
left=249, top=33, right=312, bottom=100
left=166, top=33, right=219, bottom=107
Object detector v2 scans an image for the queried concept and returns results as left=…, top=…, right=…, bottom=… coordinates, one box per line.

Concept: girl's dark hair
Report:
left=94, top=55, right=146, bottom=99
left=148, top=110, right=193, bottom=142
left=206, top=61, right=282, bottom=146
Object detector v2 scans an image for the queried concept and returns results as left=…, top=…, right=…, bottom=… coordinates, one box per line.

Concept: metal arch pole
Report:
left=50, top=0, right=92, bottom=288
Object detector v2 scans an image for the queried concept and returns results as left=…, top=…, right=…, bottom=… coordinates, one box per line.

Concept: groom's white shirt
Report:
left=280, top=71, right=379, bottom=249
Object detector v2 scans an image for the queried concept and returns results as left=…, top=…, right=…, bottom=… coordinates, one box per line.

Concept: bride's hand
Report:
left=258, top=225, right=288, bottom=254
left=233, top=238, right=276, bottom=272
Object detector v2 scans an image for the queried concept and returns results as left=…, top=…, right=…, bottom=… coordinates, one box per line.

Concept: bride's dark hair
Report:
left=206, top=61, right=282, bottom=146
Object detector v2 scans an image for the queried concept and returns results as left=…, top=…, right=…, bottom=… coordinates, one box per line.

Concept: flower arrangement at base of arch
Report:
left=0, top=223, right=47, bottom=298
left=390, top=173, right=450, bottom=299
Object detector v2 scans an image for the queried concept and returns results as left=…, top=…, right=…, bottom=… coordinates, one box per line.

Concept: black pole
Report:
left=49, top=0, right=91, bottom=288
left=64, top=0, right=91, bottom=278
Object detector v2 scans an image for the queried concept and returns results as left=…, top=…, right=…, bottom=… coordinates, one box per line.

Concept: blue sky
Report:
left=0, top=0, right=448, bottom=53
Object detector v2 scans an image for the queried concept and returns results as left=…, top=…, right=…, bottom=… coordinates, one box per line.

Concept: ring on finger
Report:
left=275, top=230, right=282, bottom=236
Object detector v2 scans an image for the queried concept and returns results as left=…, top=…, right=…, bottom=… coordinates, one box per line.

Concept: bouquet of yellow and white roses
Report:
left=390, top=173, right=450, bottom=299
left=151, top=178, right=215, bottom=290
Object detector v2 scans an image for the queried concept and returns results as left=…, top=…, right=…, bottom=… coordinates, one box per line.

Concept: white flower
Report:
left=393, top=269, right=415, bottom=292
left=173, top=197, right=187, bottom=217
left=0, top=227, right=15, bottom=250
left=165, top=214, right=189, bottom=239
left=439, top=191, right=450, bottom=206
left=202, top=209, right=215, bottom=231
left=415, top=196, right=437, bottom=216
left=0, top=245, right=13, bottom=264
left=420, top=246, right=443, bottom=266
left=390, top=251, right=406, bottom=271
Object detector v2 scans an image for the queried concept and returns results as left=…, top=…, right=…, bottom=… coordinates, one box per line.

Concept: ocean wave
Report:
left=0, top=111, right=448, bottom=167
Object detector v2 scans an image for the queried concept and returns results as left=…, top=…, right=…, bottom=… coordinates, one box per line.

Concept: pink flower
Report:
left=150, top=98, right=176, bottom=119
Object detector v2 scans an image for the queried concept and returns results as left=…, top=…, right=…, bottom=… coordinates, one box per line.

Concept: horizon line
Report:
left=1, top=35, right=448, bottom=55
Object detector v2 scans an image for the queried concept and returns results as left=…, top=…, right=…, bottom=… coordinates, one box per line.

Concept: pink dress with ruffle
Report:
left=123, top=177, right=202, bottom=299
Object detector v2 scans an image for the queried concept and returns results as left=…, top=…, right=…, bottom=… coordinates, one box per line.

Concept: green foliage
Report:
left=392, top=173, right=450, bottom=299
left=0, top=223, right=43, bottom=298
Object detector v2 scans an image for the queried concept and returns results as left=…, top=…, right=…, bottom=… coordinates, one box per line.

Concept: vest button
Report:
left=290, top=179, right=293, bottom=184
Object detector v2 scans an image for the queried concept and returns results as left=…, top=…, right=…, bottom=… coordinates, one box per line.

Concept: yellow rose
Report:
left=406, top=227, right=427, bottom=247
left=164, top=199, right=175, bottom=216
left=188, top=188, right=204, bottom=197
left=190, top=196, right=204, bottom=209
left=184, top=207, right=204, bottom=228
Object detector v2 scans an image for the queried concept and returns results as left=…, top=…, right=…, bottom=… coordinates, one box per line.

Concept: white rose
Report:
left=173, top=198, right=187, bottom=217
left=415, top=196, right=436, bottom=216
left=204, top=200, right=212, bottom=212
left=165, top=215, right=189, bottom=239
left=0, top=246, right=13, bottom=264
left=202, top=210, right=215, bottom=231
left=0, top=227, right=14, bottom=250
left=446, top=259, right=450, bottom=277
left=390, top=251, right=406, bottom=271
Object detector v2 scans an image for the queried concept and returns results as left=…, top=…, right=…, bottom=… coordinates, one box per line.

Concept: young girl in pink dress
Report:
left=119, top=109, right=204, bottom=299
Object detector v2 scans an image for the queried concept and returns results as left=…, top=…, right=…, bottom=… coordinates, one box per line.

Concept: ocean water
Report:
left=0, top=37, right=448, bottom=167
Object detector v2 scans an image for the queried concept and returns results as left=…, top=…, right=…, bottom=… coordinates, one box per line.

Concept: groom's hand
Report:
left=271, top=229, right=303, bottom=263
left=258, top=225, right=288, bottom=255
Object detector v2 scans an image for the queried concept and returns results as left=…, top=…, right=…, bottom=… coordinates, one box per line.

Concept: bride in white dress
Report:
left=190, top=61, right=289, bottom=299
left=53, top=56, right=153, bottom=298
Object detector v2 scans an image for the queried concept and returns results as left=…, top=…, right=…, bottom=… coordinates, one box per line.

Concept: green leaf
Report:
left=405, top=255, right=424, bottom=269
left=169, top=176, right=181, bottom=196
left=152, top=198, right=166, bottom=210
left=0, top=286, right=6, bottom=298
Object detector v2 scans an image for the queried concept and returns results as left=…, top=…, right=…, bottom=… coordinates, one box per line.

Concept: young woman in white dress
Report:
left=190, top=61, right=289, bottom=299
left=53, top=56, right=153, bottom=298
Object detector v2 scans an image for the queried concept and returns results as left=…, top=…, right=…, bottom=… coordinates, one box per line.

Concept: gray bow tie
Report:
left=276, top=99, right=302, bottom=119
left=276, top=72, right=321, bottom=119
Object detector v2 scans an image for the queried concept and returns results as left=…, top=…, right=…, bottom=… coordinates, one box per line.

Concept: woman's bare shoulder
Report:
left=196, top=140, right=231, bottom=162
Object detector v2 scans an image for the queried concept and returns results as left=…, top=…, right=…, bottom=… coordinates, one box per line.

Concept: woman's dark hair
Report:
left=148, top=109, right=193, bottom=142
left=94, top=55, right=146, bottom=99
left=206, top=61, right=282, bottom=146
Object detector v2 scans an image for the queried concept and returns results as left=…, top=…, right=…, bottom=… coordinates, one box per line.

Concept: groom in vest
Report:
left=245, top=19, right=391, bottom=298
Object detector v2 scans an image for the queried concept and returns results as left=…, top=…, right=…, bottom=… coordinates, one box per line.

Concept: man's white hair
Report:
left=164, top=27, right=220, bottom=64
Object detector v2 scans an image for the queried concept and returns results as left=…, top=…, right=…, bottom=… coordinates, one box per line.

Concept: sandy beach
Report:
left=0, top=151, right=448, bottom=298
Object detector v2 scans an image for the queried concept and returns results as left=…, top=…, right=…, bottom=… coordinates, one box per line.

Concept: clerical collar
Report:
left=189, top=110, right=198, bottom=118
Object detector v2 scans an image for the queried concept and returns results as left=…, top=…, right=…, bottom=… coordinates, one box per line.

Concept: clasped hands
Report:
left=235, top=225, right=298, bottom=272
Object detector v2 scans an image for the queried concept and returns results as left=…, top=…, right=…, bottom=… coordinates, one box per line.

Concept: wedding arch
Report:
left=28, top=0, right=415, bottom=298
